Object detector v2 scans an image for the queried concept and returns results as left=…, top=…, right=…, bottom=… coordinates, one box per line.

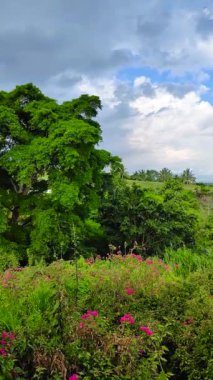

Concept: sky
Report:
left=1, top=0, right=213, bottom=181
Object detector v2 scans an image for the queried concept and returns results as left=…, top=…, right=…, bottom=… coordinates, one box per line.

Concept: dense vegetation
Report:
left=0, top=252, right=212, bottom=380
left=0, top=84, right=213, bottom=379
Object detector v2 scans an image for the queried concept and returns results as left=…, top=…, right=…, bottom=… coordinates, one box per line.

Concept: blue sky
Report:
left=0, top=0, right=213, bottom=180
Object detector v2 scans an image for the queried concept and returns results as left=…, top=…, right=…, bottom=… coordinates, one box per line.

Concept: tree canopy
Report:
left=0, top=83, right=112, bottom=263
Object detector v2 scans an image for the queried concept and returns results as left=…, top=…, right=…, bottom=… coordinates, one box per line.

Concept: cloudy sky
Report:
left=1, top=0, right=213, bottom=181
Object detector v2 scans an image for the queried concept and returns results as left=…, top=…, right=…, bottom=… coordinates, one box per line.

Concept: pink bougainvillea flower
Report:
left=146, top=259, right=153, bottom=265
left=139, top=326, right=153, bottom=336
left=1, top=332, right=8, bottom=339
left=69, top=374, right=78, bottom=380
left=131, top=254, right=143, bottom=261
left=87, top=310, right=98, bottom=317
left=81, top=310, right=98, bottom=320
left=0, top=339, right=6, bottom=345
left=136, top=255, right=143, bottom=262
left=8, top=333, right=15, bottom=340
left=0, top=349, right=8, bottom=357
left=125, top=287, right=135, bottom=296
left=79, top=322, right=85, bottom=329
left=120, top=313, right=135, bottom=324
left=81, top=313, right=90, bottom=320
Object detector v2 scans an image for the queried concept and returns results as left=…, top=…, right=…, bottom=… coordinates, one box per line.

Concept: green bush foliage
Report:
left=99, top=178, right=199, bottom=255
left=0, top=255, right=212, bottom=379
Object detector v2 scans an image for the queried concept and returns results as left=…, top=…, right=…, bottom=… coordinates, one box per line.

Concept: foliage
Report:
left=99, top=177, right=199, bottom=255
left=0, top=255, right=212, bottom=379
left=0, top=84, right=112, bottom=263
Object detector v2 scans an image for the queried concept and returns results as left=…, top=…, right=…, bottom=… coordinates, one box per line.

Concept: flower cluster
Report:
left=131, top=254, right=143, bottom=262
left=0, top=331, right=16, bottom=357
left=139, top=326, right=153, bottom=336
left=120, top=313, right=135, bottom=324
left=146, top=258, right=154, bottom=265
left=125, top=287, right=135, bottom=296
left=69, top=374, right=78, bottom=380
left=81, top=310, right=98, bottom=319
left=79, top=310, right=99, bottom=329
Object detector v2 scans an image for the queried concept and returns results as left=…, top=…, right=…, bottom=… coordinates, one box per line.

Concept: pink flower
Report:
left=79, top=322, right=85, bottom=329
left=131, top=254, right=143, bottom=261
left=87, top=310, right=98, bottom=317
left=0, top=349, right=7, bottom=357
left=120, top=313, right=135, bottom=324
left=1, top=332, right=8, bottom=339
left=139, top=326, right=153, bottom=336
left=125, top=287, right=135, bottom=296
left=8, top=333, right=15, bottom=340
left=136, top=255, right=142, bottom=262
left=146, top=259, right=153, bottom=265
left=81, top=313, right=91, bottom=320
left=69, top=374, right=78, bottom=380
left=81, top=310, right=98, bottom=319
left=0, top=339, right=6, bottom=345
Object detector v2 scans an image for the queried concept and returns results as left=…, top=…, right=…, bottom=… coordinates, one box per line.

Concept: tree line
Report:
left=130, top=168, right=196, bottom=183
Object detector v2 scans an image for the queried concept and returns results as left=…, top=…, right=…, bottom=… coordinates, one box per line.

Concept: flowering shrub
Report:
left=0, top=331, right=19, bottom=378
left=0, top=256, right=212, bottom=379
left=0, top=331, right=16, bottom=356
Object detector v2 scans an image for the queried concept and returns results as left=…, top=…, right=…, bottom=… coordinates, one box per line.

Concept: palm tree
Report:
left=181, top=168, right=196, bottom=184
left=158, top=168, right=173, bottom=182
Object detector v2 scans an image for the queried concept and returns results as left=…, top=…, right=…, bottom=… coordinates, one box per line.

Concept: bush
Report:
left=0, top=249, right=18, bottom=272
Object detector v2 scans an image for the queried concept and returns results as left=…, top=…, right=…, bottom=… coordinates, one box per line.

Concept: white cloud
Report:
left=133, top=76, right=152, bottom=88
left=45, top=73, right=120, bottom=108
left=122, top=81, right=213, bottom=175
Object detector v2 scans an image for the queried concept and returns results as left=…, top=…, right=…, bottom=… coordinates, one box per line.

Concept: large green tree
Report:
left=0, top=83, right=111, bottom=263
